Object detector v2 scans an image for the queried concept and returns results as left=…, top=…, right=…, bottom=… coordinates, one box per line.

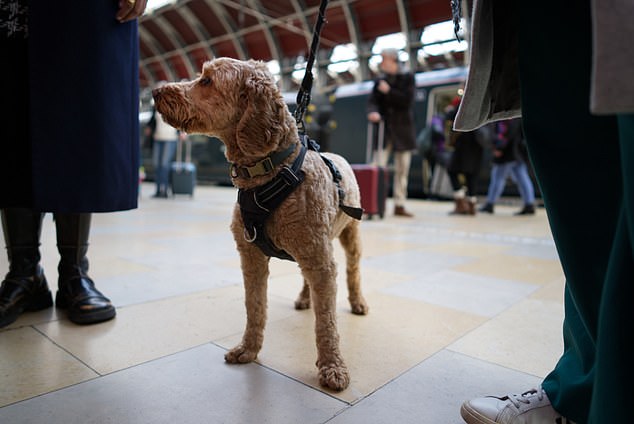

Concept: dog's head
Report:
left=152, top=57, right=296, bottom=164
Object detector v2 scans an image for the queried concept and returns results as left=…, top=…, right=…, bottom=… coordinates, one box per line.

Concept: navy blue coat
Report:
left=1, top=1, right=139, bottom=213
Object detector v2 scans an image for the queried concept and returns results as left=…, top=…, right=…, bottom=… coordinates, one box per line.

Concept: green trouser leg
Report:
left=520, top=1, right=634, bottom=422
left=590, top=116, right=634, bottom=421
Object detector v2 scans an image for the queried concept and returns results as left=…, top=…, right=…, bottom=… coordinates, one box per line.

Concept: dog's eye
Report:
left=199, top=77, right=212, bottom=86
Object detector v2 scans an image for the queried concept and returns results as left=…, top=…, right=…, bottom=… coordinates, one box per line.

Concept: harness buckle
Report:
left=279, top=166, right=301, bottom=186
left=247, top=157, right=274, bottom=178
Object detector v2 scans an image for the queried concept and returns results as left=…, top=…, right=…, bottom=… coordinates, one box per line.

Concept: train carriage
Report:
left=139, top=66, right=537, bottom=201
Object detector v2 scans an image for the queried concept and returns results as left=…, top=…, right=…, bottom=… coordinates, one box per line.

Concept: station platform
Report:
left=0, top=182, right=564, bottom=424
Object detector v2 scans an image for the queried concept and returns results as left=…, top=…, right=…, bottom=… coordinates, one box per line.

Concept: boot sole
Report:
left=0, top=290, right=53, bottom=328
left=55, top=297, right=116, bottom=325
left=66, top=307, right=116, bottom=325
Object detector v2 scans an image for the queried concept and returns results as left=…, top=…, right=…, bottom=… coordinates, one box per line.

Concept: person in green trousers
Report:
left=453, top=0, right=634, bottom=423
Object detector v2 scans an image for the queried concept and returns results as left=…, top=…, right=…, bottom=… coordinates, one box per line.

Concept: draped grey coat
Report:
left=454, top=0, right=634, bottom=131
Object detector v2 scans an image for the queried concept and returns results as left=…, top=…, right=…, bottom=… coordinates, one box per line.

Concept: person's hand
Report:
left=377, top=80, right=391, bottom=94
left=116, top=0, right=148, bottom=23
left=367, top=112, right=382, bottom=123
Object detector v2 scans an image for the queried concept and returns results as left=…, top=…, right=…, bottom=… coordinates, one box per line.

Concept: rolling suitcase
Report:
left=351, top=121, right=389, bottom=219
left=170, top=138, right=197, bottom=196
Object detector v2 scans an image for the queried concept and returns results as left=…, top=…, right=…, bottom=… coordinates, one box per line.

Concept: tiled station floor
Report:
left=0, top=182, right=564, bottom=424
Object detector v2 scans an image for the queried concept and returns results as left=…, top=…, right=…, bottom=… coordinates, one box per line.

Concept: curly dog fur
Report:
left=152, top=57, right=368, bottom=391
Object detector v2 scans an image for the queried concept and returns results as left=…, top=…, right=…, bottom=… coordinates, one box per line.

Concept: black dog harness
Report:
left=236, top=134, right=363, bottom=261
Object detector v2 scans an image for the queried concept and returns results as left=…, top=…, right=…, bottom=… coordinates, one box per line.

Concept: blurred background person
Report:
left=444, top=96, right=486, bottom=215
left=145, top=84, right=186, bottom=199
left=367, top=48, right=417, bottom=217
left=479, top=118, right=536, bottom=215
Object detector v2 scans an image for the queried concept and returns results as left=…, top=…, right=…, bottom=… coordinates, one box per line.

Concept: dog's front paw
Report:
left=225, top=345, right=258, bottom=364
left=318, top=363, right=350, bottom=391
left=349, top=297, right=369, bottom=315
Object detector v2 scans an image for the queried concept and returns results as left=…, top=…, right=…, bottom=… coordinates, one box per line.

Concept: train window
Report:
left=426, top=85, right=464, bottom=126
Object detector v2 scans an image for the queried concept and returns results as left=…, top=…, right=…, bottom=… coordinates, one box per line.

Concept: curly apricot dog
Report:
left=152, top=57, right=368, bottom=391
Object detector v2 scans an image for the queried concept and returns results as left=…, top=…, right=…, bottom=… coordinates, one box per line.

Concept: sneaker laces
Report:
left=506, top=387, right=545, bottom=409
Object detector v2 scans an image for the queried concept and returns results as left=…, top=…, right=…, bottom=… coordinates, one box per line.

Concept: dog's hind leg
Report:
left=294, top=278, right=311, bottom=310
left=224, top=244, right=270, bottom=364
left=298, top=247, right=350, bottom=391
left=338, top=221, right=368, bottom=315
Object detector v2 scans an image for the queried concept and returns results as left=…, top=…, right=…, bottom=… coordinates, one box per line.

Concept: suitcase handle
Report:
left=366, top=121, right=385, bottom=165
left=176, top=134, right=192, bottom=164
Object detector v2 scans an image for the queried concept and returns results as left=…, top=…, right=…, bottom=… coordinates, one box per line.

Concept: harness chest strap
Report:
left=300, top=134, right=363, bottom=220
left=318, top=154, right=364, bottom=220
left=238, top=143, right=307, bottom=261
left=237, top=134, right=362, bottom=262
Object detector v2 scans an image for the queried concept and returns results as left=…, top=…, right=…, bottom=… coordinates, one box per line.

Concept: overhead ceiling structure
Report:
left=139, top=0, right=465, bottom=91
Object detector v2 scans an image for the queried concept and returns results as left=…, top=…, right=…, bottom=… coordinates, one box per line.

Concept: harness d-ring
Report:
left=244, top=226, right=257, bottom=243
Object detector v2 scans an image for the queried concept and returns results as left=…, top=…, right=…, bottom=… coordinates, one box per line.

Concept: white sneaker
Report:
left=460, top=386, right=576, bottom=424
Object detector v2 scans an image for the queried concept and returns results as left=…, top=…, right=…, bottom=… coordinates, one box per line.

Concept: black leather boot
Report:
left=54, top=213, right=116, bottom=325
left=514, top=204, right=536, bottom=216
left=479, top=203, right=494, bottom=213
left=0, top=208, right=53, bottom=328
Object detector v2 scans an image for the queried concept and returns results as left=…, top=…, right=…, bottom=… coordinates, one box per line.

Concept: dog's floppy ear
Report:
left=236, top=61, right=286, bottom=158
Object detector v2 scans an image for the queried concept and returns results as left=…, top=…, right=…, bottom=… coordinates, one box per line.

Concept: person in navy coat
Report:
left=0, top=0, right=147, bottom=327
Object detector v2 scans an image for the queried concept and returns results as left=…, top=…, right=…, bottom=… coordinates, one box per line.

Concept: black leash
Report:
left=291, top=0, right=362, bottom=222
left=293, top=0, right=329, bottom=134
left=237, top=0, right=360, bottom=263
left=450, top=0, right=462, bottom=41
